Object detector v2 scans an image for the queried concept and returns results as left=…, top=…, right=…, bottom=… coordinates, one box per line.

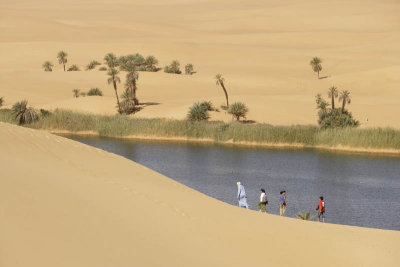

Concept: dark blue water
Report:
left=68, top=136, right=400, bottom=230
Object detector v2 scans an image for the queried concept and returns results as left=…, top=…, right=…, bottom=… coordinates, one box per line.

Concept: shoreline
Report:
left=49, top=129, right=400, bottom=157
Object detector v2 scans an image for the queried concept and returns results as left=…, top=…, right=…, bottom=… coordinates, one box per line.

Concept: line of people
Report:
left=236, top=181, right=325, bottom=222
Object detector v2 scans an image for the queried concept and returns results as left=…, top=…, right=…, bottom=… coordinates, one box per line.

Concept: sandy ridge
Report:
left=1, top=122, right=399, bottom=267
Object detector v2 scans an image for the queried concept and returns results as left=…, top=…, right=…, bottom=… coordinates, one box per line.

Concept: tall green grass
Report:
left=1, top=109, right=400, bottom=150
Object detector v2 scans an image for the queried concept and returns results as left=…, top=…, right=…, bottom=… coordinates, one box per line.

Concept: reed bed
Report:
left=1, top=109, right=399, bottom=150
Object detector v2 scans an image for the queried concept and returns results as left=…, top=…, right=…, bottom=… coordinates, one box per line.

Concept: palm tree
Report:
left=104, top=53, right=119, bottom=69
left=11, top=100, right=38, bottom=125
left=228, top=102, right=248, bottom=121
left=215, top=74, right=229, bottom=107
left=296, top=210, right=316, bottom=221
left=120, top=61, right=139, bottom=105
left=72, top=89, right=80, bottom=98
left=310, top=57, right=322, bottom=79
left=328, top=86, right=338, bottom=109
left=316, top=94, right=330, bottom=124
left=57, top=51, right=68, bottom=71
left=42, top=61, right=53, bottom=72
left=107, top=68, right=122, bottom=113
left=339, top=90, right=351, bottom=113
left=144, top=55, right=158, bottom=71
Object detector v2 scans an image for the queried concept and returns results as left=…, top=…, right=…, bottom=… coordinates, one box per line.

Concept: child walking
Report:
left=257, top=189, right=268, bottom=212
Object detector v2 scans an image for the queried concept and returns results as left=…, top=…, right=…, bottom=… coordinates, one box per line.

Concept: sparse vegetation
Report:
left=143, top=55, right=159, bottom=72
left=228, top=102, right=248, bottom=121
left=1, top=109, right=399, bottom=152
left=80, top=92, right=87, bottom=97
left=86, top=60, right=101, bottom=70
left=187, top=102, right=210, bottom=121
left=72, top=89, right=80, bottom=98
left=0, top=97, right=4, bottom=107
left=99, top=66, right=107, bottom=71
left=164, top=60, right=181, bottom=74
left=11, top=100, right=38, bottom=125
left=215, top=74, right=229, bottom=108
left=296, top=211, right=316, bottom=221
left=57, top=51, right=68, bottom=71
left=310, top=57, right=322, bottom=79
left=87, top=88, right=103, bottom=96
left=67, top=64, right=80, bottom=71
left=42, top=61, right=53, bottom=72
left=185, top=64, right=194, bottom=75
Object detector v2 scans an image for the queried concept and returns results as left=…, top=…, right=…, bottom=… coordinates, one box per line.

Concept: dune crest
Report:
left=0, top=122, right=399, bottom=266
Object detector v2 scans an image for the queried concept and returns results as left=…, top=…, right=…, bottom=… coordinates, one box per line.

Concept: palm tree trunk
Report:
left=331, top=96, right=335, bottom=110
left=341, top=98, right=346, bottom=113
left=221, top=82, right=229, bottom=107
left=63, top=64, right=66, bottom=72
left=113, top=80, right=121, bottom=113
left=317, top=70, right=320, bottom=79
left=132, top=79, right=139, bottom=105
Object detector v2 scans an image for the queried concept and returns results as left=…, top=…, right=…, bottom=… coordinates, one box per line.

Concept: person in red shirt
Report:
left=317, top=196, right=326, bottom=222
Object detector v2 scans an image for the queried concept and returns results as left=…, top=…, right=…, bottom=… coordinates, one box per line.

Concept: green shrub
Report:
left=67, top=64, right=80, bottom=71
left=164, top=60, right=181, bottom=74
left=99, top=66, right=107, bottom=71
left=86, top=60, right=101, bottom=70
left=80, top=92, right=87, bottom=97
left=320, top=109, right=359, bottom=129
left=11, top=100, right=38, bottom=125
left=187, top=102, right=210, bottom=121
left=228, top=102, right=248, bottom=121
left=87, top=88, right=103, bottom=96
left=185, top=63, right=194, bottom=75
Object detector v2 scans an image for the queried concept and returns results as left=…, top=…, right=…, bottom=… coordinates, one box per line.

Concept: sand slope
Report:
left=1, top=0, right=400, bottom=127
left=0, top=123, right=399, bottom=267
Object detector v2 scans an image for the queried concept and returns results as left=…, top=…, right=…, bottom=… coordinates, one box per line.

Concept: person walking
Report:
left=257, top=189, right=268, bottom=212
left=278, top=191, right=287, bottom=216
left=237, top=182, right=249, bottom=209
left=316, top=196, right=326, bottom=222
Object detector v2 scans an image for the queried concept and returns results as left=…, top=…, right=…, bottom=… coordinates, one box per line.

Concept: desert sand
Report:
left=1, top=0, right=400, bottom=127
left=0, top=122, right=399, bottom=267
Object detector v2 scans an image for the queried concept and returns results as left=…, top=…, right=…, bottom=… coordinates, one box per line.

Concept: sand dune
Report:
left=0, top=122, right=399, bottom=267
left=1, top=0, right=400, bottom=127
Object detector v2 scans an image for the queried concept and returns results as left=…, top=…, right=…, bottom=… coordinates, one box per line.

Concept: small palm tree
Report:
left=164, top=60, right=181, bottom=74
left=228, top=102, right=248, bottom=121
left=339, top=90, right=351, bottom=113
left=185, top=64, right=194, bottom=75
left=0, top=97, right=4, bottom=107
left=11, top=100, right=38, bottom=125
left=310, top=57, right=322, bottom=79
left=187, top=102, right=210, bottom=121
left=328, top=86, right=338, bottom=109
left=104, top=53, right=119, bottom=69
left=107, top=68, right=122, bottom=113
left=144, top=55, right=159, bottom=71
left=317, top=98, right=330, bottom=124
left=120, top=60, right=139, bottom=104
left=87, top=88, right=103, bottom=96
left=42, top=61, right=53, bottom=72
left=57, top=51, right=68, bottom=71
left=72, top=89, right=80, bottom=98
left=215, top=74, right=229, bottom=108
left=296, top=210, right=316, bottom=221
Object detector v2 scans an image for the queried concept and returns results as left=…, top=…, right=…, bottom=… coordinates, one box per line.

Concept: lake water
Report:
left=68, top=136, right=400, bottom=231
